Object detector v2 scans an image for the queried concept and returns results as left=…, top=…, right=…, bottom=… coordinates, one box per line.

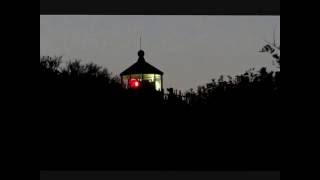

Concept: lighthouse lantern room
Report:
left=120, top=50, right=163, bottom=92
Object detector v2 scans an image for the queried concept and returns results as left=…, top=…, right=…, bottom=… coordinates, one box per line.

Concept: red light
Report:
left=129, top=79, right=140, bottom=88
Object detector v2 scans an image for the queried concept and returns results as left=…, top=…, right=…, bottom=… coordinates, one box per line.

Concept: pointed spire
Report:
left=137, top=32, right=142, bottom=51
left=140, top=34, right=142, bottom=50
left=137, top=32, right=145, bottom=62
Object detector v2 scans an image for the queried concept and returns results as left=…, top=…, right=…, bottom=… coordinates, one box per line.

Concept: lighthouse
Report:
left=120, top=49, right=164, bottom=92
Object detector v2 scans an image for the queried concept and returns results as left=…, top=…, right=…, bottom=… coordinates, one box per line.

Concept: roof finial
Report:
left=137, top=32, right=145, bottom=58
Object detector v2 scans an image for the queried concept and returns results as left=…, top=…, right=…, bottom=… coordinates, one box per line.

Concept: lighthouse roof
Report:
left=120, top=50, right=164, bottom=76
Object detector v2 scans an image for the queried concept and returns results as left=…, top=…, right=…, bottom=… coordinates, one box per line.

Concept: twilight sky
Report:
left=40, top=15, right=280, bottom=91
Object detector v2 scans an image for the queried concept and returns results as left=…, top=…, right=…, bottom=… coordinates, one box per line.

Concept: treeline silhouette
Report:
left=39, top=56, right=165, bottom=116
left=40, top=55, right=280, bottom=115
left=39, top=55, right=280, bottom=171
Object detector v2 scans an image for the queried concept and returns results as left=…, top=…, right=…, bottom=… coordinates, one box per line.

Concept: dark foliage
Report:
left=40, top=55, right=280, bottom=113
left=39, top=55, right=280, bottom=171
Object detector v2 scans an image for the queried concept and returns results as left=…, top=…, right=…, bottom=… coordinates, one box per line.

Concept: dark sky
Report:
left=40, top=15, right=280, bottom=91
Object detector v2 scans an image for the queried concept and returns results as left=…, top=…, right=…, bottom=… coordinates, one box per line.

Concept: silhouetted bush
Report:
left=39, top=55, right=280, bottom=171
left=40, top=55, right=280, bottom=119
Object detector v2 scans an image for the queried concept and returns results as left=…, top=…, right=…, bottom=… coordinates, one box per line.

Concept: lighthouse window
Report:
left=122, top=75, right=130, bottom=88
left=143, top=74, right=155, bottom=82
left=129, top=79, right=141, bottom=88
left=121, top=74, right=161, bottom=91
left=130, top=74, right=142, bottom=81
left=155, top=74, right=162, bottom=91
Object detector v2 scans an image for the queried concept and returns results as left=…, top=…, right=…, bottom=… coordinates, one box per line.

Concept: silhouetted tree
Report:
left=39, top=54, right=280, bottom=120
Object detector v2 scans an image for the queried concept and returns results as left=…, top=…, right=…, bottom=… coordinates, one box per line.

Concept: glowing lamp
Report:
left=130, top=79, right=140, bottom=88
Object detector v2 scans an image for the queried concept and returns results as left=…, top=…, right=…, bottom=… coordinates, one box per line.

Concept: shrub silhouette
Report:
left=40, top=54, right=280, bottom=122
left=39, top=55, right=280, bottom=171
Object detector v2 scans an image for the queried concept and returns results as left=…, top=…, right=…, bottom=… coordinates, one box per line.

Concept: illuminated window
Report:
left=129, top=79, right=141, bottom=88
left=143, top=74, right=155, bottom=82
left=122, top=74, right=162, bottom=91
left=155, top=74, right=162, bottom=91
left=122, top=75, right=130, bottom=88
